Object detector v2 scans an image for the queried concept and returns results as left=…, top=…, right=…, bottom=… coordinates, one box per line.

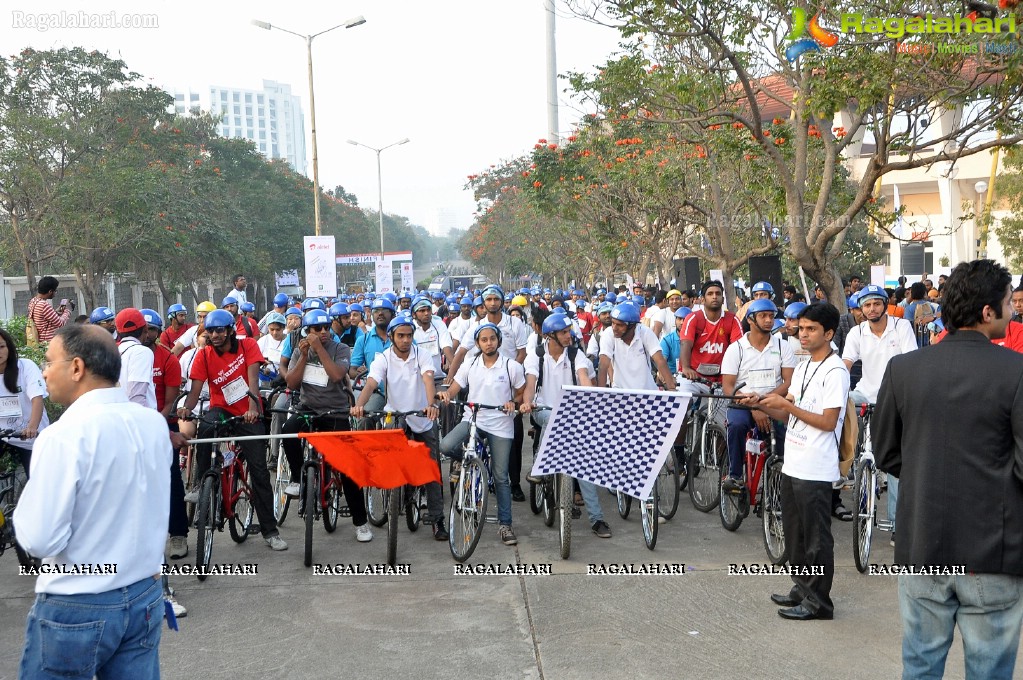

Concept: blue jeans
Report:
left=533, top=409, right=603, bottom=525
left=21, top=576, right=163, bottom=680
left=899, top=573, right=1023, bottom=680
left=888, top=474, right=899, bottom=533
left=441, top=421, right=513, bottom=526
left=725, top=407, right=786, bottom=479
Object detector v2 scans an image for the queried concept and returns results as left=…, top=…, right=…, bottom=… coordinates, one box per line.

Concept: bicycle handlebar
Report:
left=178, top=413, right=247, bottom=427
left=0, top=428, right=24, bottom=440
left=362, top=409, right=430, bottom=419
left=449, top=400, right=517, bottom=415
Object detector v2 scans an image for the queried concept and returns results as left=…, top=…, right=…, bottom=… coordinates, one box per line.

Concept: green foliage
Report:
left=0, top=316, right=64, bottom=422
left=995, top=146, right=1023, bottom=272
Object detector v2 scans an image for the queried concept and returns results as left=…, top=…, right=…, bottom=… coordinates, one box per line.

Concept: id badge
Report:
left=303, top=363, right=329, bottom=387
left=222, top=377, right=249, bottom=405
left=0, top=396, right=20, bottom=418
left=746, top=437, right=764, bottom=455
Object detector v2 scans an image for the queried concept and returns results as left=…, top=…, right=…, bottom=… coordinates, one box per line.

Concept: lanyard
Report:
left=799, top=350, right=834, bottom=404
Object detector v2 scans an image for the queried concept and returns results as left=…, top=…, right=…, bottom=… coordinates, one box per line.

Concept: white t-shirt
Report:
left=720, top=333, right=796, bottom=396
left=459, top=313, right=529, bottom=362
left=524, top=340, right=595, bottom=408
left=452, top=355, right=526, bottom=439
left=448, top=315, right=472, bottom=346
left=175, top=324, right=199, bottom=351
left=782, top=353, right=849, bottom=483
left=257, top=333, right=285, bottom=368
left=117, top=337, right=156, bottom=409
left=598, top=324, right=663, bottom=390
left=413, top=317, right=453, bottom=377
left=179, top=348, right=210, bottom=411
left=368, top=347, right=434, bottom=434
left=0, top=358, right=49, bottom=450
left=841, top=316, right=917, bottom=403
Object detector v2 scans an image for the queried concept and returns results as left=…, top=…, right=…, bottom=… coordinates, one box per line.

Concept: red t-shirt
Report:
left=680, top=310, right=744, bottom=380
left=189, top=337, right=264, bottom=415
left=151, top=343, right=182, bottom=413
left=932, top=321, right=1023, bottom=353
left=235, top=316, right=259, bottom=340
left=160, top=323, right=193, bottom=350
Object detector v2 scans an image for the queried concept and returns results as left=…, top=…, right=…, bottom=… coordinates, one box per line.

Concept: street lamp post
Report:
left=347, top=138, right=410, bottom=259
left=251, top=16, right=366, bottom=236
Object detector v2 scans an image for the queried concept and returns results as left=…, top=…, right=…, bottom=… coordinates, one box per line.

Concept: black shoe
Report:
left=511, top=485, right=526, bottom=502
left=831, top=504, right=853, bottom=521
left=778, top=604, right=832, bottom=621
left=771, top=593, right=800, bottom=607
left=722, top=476, right=744, bottom=494
left=592, top=520, right=612, bottom=538
left=432, top=519, right=449, bottom=541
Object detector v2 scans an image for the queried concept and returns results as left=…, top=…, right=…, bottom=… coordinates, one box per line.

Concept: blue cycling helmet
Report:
left=542, top=314, right=573, bottom=335
left=221, top=295, right=240, bottom=307
left=576, top=300, right=587, bottom=309
left=551, top=306, right=567, bottom=316
left=302, top=309, right=330, bottom=327
left=597, top=288, right=607, bottom=295
left=858, top=284, right=888, bottom=303
left=240, top=301, right=255, bottom=313
left=140, top=308, right=163, bottom=329
left=411, top=297, right=432, bottom=313
left=364, top=293, right=376, bottom=300
left=847, top=293, right=861, bottom=310
left=371, top=298, right=395, bottom=312
left=473, top=322, right=503, bottom=346
left=751, top=281, right=775, bottom=299
left=519, top=287, right=530, bottom=295
left=460, top=296, right=473, bottom=306
left=606, top=292, right=618, bottom=304
left=504, top=292, right=514, bottom=302
left=89, top=306, right=115, bottom=324
left=450, top=303, right=461, bottom=313
left=473, top=296, right=484, bottom=307
left=273, top=293, right=289, bottom=307
left=329, top=303, right=350, bottom=318
left=301, top=298, right=325, bottom=311
left=284, top=307, right=302, bottom=318
left=386, top=315, right=415, bottom=335
left=773, top=319, right=785, bottom=332
left=348, top=303, right=365, bottom=314
left=675, top=306, right=693, bottom=320
left=610, top=302, right=641, bottom=324
left=382, top=292, right=398, bottom=304
left=398, top=290, right=413, bottom=302
left=596, top=302, right=613, bottom=315
left=745, top=298, right=778, bottom=320
left=481, top=285, right=503, bottom=300
left=203, top=309, right=235, bottom=329
left=167, top=303, right=187, bottom=317
left=783, top=301, right=809, bottom=320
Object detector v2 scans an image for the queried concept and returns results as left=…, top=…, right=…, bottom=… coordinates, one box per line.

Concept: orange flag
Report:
left=298, top=430, right=441, bottom=489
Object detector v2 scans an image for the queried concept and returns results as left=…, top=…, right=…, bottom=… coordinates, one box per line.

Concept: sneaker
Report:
left=265, top=534, right=288, bottom=551
left=592, top=520, right=612, bottom=538
left=432, top=519, right=449, bottom=541
left=168, top=536, right=188, bottom=559
left=165, top=594, right=187, bottom=618
left=511, top=485, right=526, bottom=502
left=183, top=489, right=199, bottom=504
left=722, top=476, right=744, bottom=494
left=449, top=461, right=461, bottom=484
left=284, top=482, right=301, bottom=497
left=356, top=524, right=373, bottom=542
left=499, top=525, right=517, bottom=546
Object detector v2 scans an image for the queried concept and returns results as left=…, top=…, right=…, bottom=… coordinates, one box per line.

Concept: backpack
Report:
left=25, top=299, right=39, bottom=347
left=535, top=338, right=580, bottom=391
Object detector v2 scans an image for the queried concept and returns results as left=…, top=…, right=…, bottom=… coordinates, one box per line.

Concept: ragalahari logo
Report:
left=786, top=7, right=840, bottom=61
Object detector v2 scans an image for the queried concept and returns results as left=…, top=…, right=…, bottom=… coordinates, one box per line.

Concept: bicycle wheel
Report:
left=557, top=474, right=572, bottom=560
left=184, top=448, right=198, bottom=524
left=322, top=474, right=340, bottom=533
left=228, top=463, right=254, bottom=543
left=194, top=475, right=217, bottom=581
left=542, top=477, right=556, bottom=527
left=853, top=458, right=876, bottom=573
left=616, top=490, right=632, bottom=519
left=761, top=457, right=787, bottom=565
left=387, top=484, right=400, bottom=566
left=366, top=487, right=388, bottom=527
left=273, top=445, right=291, bottom=525
left=641, top=486, right=659, bottom=550
left=304, top=468, right=318, bottom=568
left=656, top=458, right=681, bottom=520
left=689, top=424, right=725, bottom=513
left=528, top=480, right=542, bottom=514
left=719, top=481, right=747, bottom=532
left=406, top=486, right=423, bottom=533
left=448, top=457, right=489, bottom=562
left=676, top=446, right=689, bottom=491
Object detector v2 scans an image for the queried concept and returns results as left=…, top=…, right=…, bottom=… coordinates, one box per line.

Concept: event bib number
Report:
left=0, top=396, right=19, bottom=418
left=222, top=377, right=249, bottom=405
left=747, top=368, right=776, bottom=392
left=302, top=364, right=329, bottom=388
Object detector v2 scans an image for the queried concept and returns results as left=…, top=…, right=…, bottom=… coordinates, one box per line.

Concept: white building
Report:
left=169, top=80, right=308, bottom=176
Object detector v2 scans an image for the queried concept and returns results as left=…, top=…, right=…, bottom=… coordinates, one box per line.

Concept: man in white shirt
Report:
left=448, top=297, right=474, bottom=352
left=17, top=324, right=171, bottom=678
left=411, top=297, right=454, bottom=378
left=758, top=303, right=849, bottom=621
left=521, top=314, right=610, bottom=538
left=230, top=274, right=248, bottom=306
left=114, top=308, right=157, bottom=408
left=597, top=302, right=676, bottom=391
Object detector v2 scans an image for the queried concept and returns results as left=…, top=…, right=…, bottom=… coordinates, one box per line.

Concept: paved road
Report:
left=0, top=480, right=1015, bottom=679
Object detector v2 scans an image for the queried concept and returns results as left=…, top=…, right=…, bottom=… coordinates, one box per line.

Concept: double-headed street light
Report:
left=251, top=15, right=366, bottom=236
left=346, top=138, right=410, bottom=259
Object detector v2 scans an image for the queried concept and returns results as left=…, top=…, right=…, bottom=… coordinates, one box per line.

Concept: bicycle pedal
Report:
left=339, top=507, right=352, bottom=518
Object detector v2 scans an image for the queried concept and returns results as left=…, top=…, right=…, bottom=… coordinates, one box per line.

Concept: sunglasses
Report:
left=308, top=325, right=328, bottom=332
left=208, top=327, right=229, bottom=335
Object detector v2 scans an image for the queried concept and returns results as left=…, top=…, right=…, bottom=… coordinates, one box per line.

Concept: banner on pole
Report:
left=375, top=259, right=393, bottom=294
left=400, top=262, right=415, bottom=292
left=529, top=386, right=690, bottom=500
left=303, top=236, right=337, bottom=298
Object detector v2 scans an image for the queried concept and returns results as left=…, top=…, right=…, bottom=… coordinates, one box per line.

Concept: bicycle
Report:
left=447, top=401, right=510, bottom=562
left=175, top=393, right=210, bottom=524
left=852, top=404, right=891, bottom=573
left=685, top=378, right=733, bottom=514
left=184, top=414, right=255, bottom=581
left=0, top=430, right=37, bottom=569
left=263, top=386, right=297, bottom=525
left=718, top=405, right=787, bottom=565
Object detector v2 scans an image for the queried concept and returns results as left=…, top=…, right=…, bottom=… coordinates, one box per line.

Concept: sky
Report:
left=3, top=1, right=626, bottom=238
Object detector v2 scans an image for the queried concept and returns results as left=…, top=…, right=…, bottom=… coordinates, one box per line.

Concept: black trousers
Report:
left=780, top=474, right=835, bottom=617
left=167, top=421, right=188, bottom=538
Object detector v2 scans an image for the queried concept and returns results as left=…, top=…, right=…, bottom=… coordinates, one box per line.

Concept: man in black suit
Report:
left=874, top=259, right=1023, bottom=680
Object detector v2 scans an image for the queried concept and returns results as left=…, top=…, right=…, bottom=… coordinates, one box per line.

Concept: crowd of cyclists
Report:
left=10, top=270, right=1023, bottom=620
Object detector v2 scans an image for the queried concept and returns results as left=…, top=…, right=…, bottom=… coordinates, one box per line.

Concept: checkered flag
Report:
left=529, top=386, right=691, bottom=499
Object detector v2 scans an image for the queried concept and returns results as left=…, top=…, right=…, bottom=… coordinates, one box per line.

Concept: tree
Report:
left=995, top=146, right=1023, bottom=272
